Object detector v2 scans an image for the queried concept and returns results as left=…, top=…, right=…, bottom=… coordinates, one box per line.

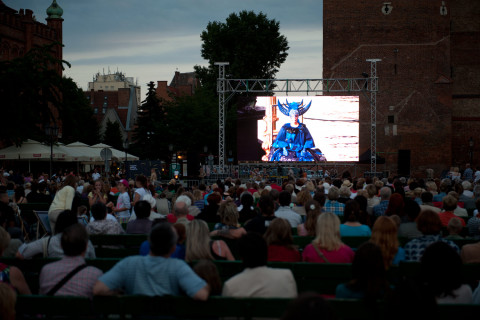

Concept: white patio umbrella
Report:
left=63, top=142, right=102, bottom=162
left=0, top=139, right=66, bottom=160
left=90, top=143, right=139, bottom=161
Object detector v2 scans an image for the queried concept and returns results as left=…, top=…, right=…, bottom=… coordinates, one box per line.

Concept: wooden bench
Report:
left=15, top=295, right=480, bottom=320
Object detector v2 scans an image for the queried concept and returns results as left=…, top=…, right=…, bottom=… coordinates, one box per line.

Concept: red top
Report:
left=267, top=245, right=301, bottom=262
left=438, top=211, right=466, bottom=227
left=166, top=214, right=194, bottom=223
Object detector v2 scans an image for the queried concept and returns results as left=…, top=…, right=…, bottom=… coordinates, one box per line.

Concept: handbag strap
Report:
left=46, top=264, right=87, bottom=296
left=312, top=243, right=331, bottom=263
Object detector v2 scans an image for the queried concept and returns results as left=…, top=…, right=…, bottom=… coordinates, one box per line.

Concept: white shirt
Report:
left=92, top=172, right=101, bottom=180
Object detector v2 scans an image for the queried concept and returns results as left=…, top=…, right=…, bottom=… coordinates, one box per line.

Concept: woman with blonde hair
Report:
left=48, top=175, right=77, bottom=232
left=186, top=220, right=234, bottom=262
left=264, top=218, right=301, bottom=262
left=297, top=200, right=321, bottom=236
left=370, top=216, right=405, bottom=268
left=88, top=179, right=108, bottom=207
left=302, top=212, right=355, bottom=263
left=214, top=199, right=240, bottom=231
left=293, top=190, right=312, bottom=217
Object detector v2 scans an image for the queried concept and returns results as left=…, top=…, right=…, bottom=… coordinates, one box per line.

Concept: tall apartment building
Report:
left=85, top=71, right=140, bottom=141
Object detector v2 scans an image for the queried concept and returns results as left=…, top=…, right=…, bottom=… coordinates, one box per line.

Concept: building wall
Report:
left=0, top=4, right=63, bottom=74
left=450, top=0, right=480, bottom=167
left=324, top=0, right=457, bottom=176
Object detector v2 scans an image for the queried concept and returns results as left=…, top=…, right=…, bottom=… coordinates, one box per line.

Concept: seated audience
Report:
left=421, top=241, right=472, bottom=304
left=193, top=260, right=222, bottom=296
left=93, top=223, right=209, bottom=299
left=126, top=201, right=152, bottom=234
left=370, top=216, right=405, bottom=268
left=214, top=199, right=241, bottom=231
left=302, top=212, right=355, bottom=263
left=39, top=224, right=103, bottom=298
left=18, top=210, right=96, bottom=259
left=467, top=198, right=480, bottom=238
left=398, top=199, right=422, bottom=239
left=439, top=195, right=466, bottom=227
left=404, top=210, right=459, bottom=261
left=264, top=218, right=301, bottom=262
left=275, top=191, right=302, bottom=227
left=444, top=217, right=464, bottom=240
left=336, top=242, right=388, bottom=299
left=186, top=219, right=234, bottom=261
left=238, top=192, right=258, bottom=223
left=168, top=201, right=194, bottom=225
left=340, top=200, right=371, bottom=237
left=297, top=200, right=321, bottom=237
left=86, top=203, right=124, bottom=235
left=0, top=227, right=30, bottom=294
left=222, top=232, right=297, bottom=298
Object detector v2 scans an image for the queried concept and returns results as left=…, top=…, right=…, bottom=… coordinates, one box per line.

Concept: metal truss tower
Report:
left=215, top=60, right=380, bottom=173
left=366, top=59, right=381, bottom=174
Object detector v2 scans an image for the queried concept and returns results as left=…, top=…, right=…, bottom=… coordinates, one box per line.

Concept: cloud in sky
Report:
left=4, top=0, right=323, bottom=98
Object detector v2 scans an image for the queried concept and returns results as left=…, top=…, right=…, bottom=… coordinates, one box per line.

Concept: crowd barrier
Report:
left=15, top=295, right=480, bottom=320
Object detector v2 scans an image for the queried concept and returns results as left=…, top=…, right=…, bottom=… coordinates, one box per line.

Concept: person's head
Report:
left=149, top=222, right=178, bottom=256
left=175, top=195, right=192, bottom=208
left=421, top=241, right=463, bottom=299
left=279, top=190, right=292, bottom=207
left=207, top=192, right=222, bottom=206
left=77, top=205, right=87, bottom=216
left=404, top=198, right=421, bottom=222
left=193, top=260, right=222, bottom=296
left=349, top=242, right=386, bottom=298
left=238, top=232, right=268, bottom=268
left=379, top=187, right=392, bottom=200
left=91, top=202, right=107, bottom=221
left=258, top=195, right=275, bottom=216
left=0, top=282, right=16, bottom=320
left=416, top=210, right=442, bottom=235
left=284, top=184, right=295, bottom=195
left=442, top=195, right=457, bottom=211
left=240, top=192, right=254, bottom=208
left=425, top=181, right=437, bottom=193
left=172, top=223, right=186, bottom=244
left=370, top=216, right=399, bottom=268
left=135, top=174, right=148, bottom=188
left=385, top=193, right=405, bottom=217
left=185, top=219, right=212, bottom=262
left=339, top=186, right=351, bottom=198
left=61, top=223, right=89, bottom=257
left=289, top=109, right=299, bottom=125
left=344, top=200, right=361, bottom=223
left=0, top=226, right=10, bottom=256
left=314, top=211, right=342, bottom=251
left=117, top=179, right=129, bottom=192
left=281, top=292, right=336, bottom=320
left=218, top=199, right=239, bottom=226
left=327, top=186, right=340, bottom=201
left=421, top=191, right=433, bottom=204
left=134, top=200, right=151, bottom=219
left=264, top=218, right=294, bottom=247
left=174, top=201, right=189, bottom=218
left=93, top=179, right=104, bottom=192
left=55, top=210, right=78, bottom=235
left=63, top=175, right=77, bottom=189
left=296, top=190, right=312, bottom=205
left=447, top=217, right=463, bottom=236
left=193, top=189, right=203, bottom=201
left=304, top=200, right=321, bottom=236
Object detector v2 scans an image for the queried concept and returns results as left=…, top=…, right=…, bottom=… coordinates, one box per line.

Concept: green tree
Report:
left=131, top=81, right=167, bottom=159
left=102, top=119, right=123, bottom=150
left=0, top=44, right=100, bottom=146
left=194, top=10, right=289, bottom=91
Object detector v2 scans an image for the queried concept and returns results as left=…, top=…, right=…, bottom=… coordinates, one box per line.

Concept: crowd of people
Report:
left=1, top=164, right=480, bottom=318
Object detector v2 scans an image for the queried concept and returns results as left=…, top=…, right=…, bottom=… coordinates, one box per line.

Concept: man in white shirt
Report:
left=274, top=191, right=302, bottom=227
left=222, top=232, right=297, bottom=298
left=91, top=169, right=101, bottom=181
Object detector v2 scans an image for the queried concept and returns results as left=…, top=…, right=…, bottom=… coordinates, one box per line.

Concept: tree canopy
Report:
left=0, top=44, right=99, bottom=146
left=195, top=10, right=289, bottom=91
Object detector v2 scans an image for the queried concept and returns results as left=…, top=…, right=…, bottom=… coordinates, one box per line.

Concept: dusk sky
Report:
left=5, top=0, right=323, bottom=100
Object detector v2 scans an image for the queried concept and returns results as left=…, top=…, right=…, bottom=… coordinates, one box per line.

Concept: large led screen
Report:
left=256, top=96, right=359, bottom=162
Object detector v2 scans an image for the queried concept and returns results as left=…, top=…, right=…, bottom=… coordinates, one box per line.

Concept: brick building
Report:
left=0, top=0, right=63, bottom=74
left=85, top=71, right=140, bottom=141
left=155, top=71, right=199, bottom=101
left=323, top=0, right=479, bottom=177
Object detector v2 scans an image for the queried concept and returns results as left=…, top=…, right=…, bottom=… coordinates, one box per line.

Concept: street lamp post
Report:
left=45, top=124, right=58, bottom=181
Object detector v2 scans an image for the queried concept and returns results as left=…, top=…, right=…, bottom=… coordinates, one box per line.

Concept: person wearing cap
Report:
left=111, top=179, right=131, bottom=224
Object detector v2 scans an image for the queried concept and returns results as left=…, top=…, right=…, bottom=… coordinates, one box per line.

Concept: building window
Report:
left=102, top=107, right=106, bottom=114
left=94, top=108, right=98, bottom=114
left=388, top=115, right=395, bottom=124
